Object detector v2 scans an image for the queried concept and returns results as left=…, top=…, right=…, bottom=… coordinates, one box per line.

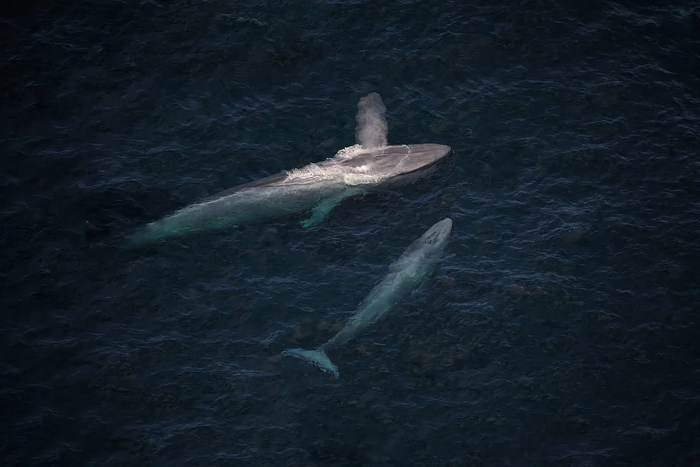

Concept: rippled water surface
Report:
left=2, top=1, right=700, bottom=465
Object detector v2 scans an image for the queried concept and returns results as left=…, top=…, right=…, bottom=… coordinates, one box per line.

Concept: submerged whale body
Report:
left=282, top=217, right=453, bottom=378
left=125, top=143, right=452, bottom=248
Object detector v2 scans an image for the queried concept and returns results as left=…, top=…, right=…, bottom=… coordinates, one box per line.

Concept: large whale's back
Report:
left=198, top=143, right=451, bottom=203
left=198, top=171, right=289, bottom=203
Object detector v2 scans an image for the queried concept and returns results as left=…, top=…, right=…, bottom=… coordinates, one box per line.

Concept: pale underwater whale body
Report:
left=282, top=218, right=453, bottom=379
left=124, top=143, right=452, bottom=248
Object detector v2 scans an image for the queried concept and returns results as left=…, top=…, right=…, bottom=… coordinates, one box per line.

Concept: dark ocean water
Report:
left=2, top=0, right=700, bottom=465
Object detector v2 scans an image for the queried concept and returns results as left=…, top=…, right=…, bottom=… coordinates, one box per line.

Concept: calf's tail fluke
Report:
left=281, top=348, right=339, bottom=379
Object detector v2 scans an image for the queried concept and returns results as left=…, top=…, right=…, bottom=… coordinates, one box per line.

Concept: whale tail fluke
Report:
left=281, top=348, right=339, bottom=379
left=123, top=221, right=175, bottom=250
left=121, top=227, right=157, bottom=250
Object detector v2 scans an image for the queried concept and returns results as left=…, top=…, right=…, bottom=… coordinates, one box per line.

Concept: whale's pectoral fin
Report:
left=410, top=269, right=438, bottom=297
left=300, top=189, right=363, bottom=228
left=411, top=280, right=430, bottom=297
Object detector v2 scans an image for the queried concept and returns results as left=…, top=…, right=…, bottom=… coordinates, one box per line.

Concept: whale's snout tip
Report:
left=434, top=217, right=453, bottom=237
left=437, top=217, right=453, bottom=229
left=420, top=217, right=454, bottom=246
left=422, top=143, right=451, bottom=159
left=435, top=144, right=452, bottom=155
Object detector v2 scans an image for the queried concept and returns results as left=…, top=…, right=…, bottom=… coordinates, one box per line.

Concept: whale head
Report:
left=282, top=143, right=452, bottom=187
left=390, top=217, right=453, bottom=274
left=367, top=143, right=452, bottom=177
left=332, top=143, right=452, bottom=186
left=418, top=217, right=453, bottom=256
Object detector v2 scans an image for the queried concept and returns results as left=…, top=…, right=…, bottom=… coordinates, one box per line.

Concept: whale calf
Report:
left=125, top=143, right=452, bottom=248
left=282, top=217, right=453, bottom=378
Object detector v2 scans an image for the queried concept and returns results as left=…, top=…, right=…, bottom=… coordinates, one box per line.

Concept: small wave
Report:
left=333, top=144, right=372, bottom=160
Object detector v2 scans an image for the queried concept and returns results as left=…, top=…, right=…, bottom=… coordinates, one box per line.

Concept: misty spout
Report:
left=356, top=92, right=388, bottom=149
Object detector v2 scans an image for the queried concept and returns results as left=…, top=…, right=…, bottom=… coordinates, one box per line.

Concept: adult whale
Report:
left=282, top=217, right=453, bottom=378
left=124, top=143, right=452, bottom=248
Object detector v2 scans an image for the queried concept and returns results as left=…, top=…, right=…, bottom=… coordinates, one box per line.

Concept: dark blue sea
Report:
left=2, top=0, right=700, bottom=465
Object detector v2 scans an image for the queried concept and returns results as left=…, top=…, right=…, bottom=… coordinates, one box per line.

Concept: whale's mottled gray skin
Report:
left=125, top=144, right=451, bottom=247
left=282, top=218, right=453, bottom=378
